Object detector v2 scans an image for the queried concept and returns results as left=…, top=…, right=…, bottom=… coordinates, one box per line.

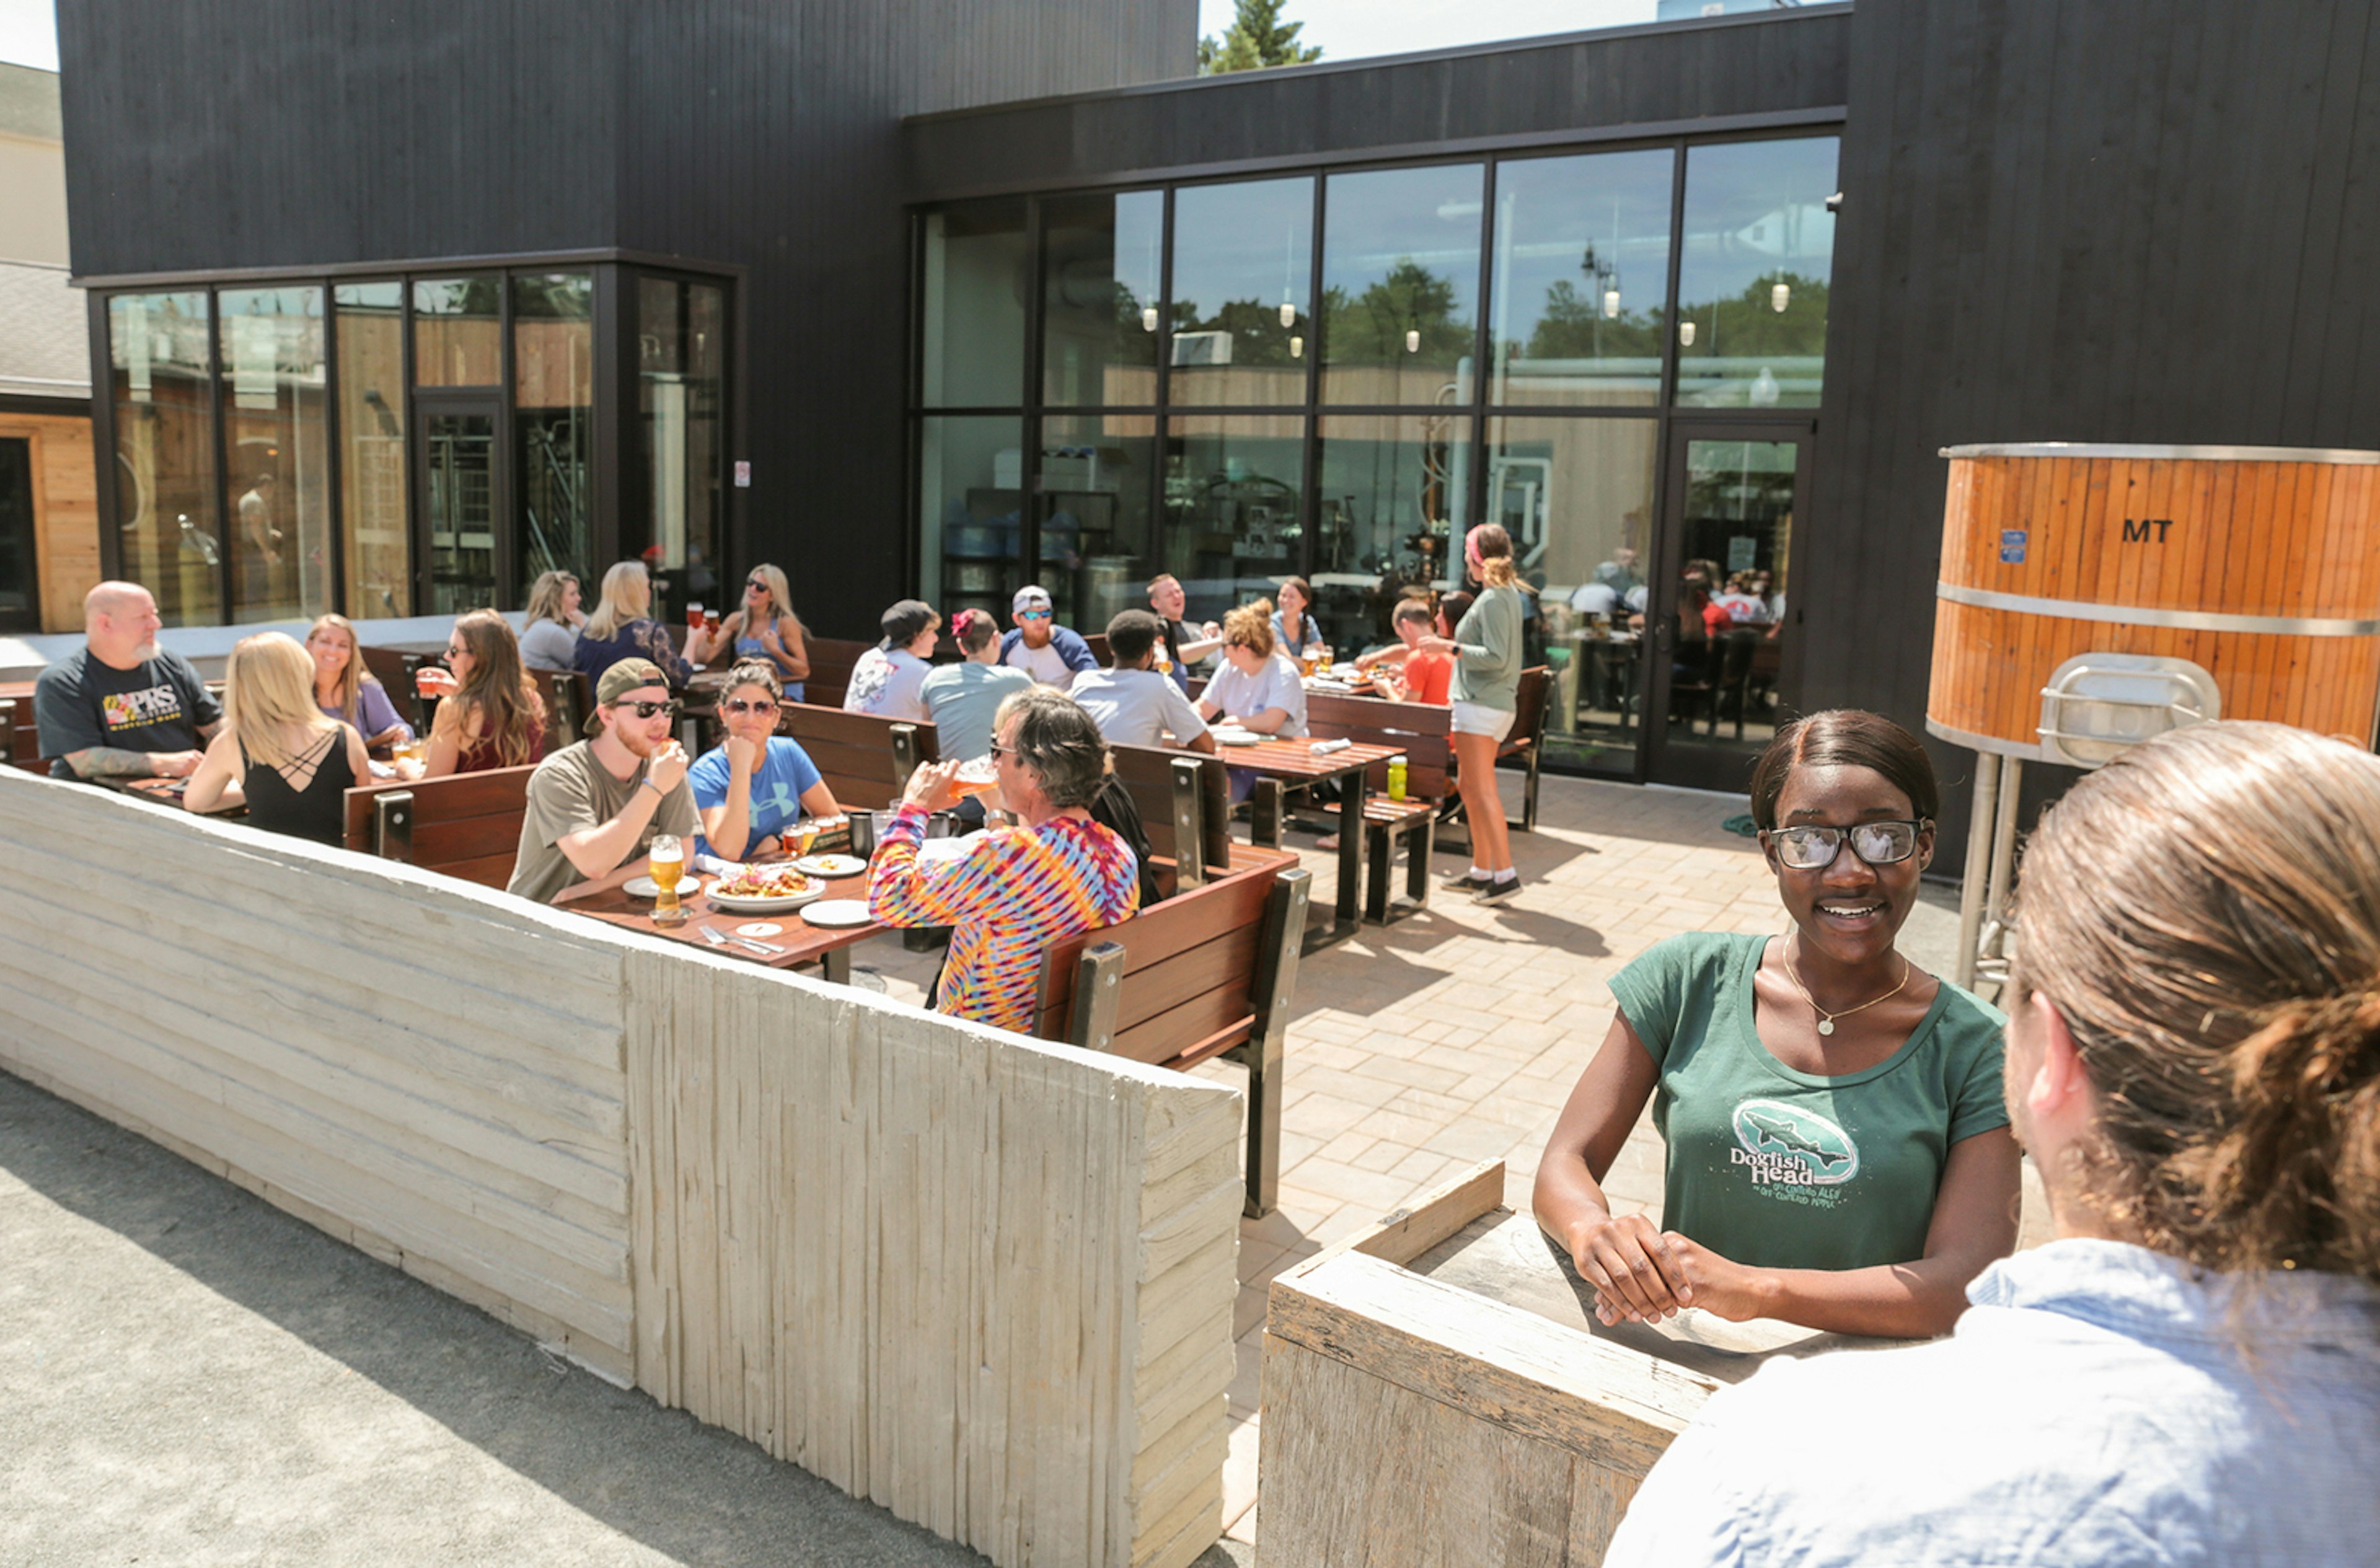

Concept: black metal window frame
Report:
left=904, top=126, right=1843, bottom=778
left=87, top=248, right=746, bottom=622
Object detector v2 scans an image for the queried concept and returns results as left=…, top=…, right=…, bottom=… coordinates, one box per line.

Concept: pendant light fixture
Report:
left=1279, top=300, right=1297, bottom=329
left=1771, top=281, right=1791, bottom=314
left=1679, top=320, right=1697, bottom=347
left=1290, top=334, right=1303, bottom=358
left=1142, top=304, right=1160, bottom=333
left=1404, top=320, right=1422, bottom=354
left=1602, top=284, right=1621, bottom=320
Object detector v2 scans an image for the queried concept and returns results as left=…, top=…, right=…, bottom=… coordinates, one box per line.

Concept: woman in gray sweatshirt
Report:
left=1425, top=523, right=1529, bottom=902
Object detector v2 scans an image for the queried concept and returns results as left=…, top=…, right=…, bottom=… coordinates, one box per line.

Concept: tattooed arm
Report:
left=64, top=745, right=203, bottom=779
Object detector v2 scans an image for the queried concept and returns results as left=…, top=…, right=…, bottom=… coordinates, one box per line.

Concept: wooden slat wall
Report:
left=0, top=766, right=638, bottom=1378
left=0, top=765, right=1243, bottom=1568
left=622, top=947, right=1243, bottom=1568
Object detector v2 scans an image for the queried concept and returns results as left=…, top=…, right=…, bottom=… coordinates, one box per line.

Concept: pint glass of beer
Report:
left=650, top=834, right=688, bottom=926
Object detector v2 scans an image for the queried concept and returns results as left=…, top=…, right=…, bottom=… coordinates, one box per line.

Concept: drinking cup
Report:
left=649, top=834, right=688, bottom=925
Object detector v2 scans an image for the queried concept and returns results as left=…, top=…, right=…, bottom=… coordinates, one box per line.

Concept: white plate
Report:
left=624, top=874, right=704, bottom=900
left=794, top=853, right=868, bottom=879
left=706, top=875, right=826, bottom=914
left=800, top=898, right=873, bottom=928
left=1208, top=726, right=1264, bottom=746
left=734, top=922, right=783, bottom=938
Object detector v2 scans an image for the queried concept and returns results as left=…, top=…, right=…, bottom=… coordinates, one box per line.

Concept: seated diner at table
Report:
left=1269, top=576, right=1324, bottom=660
left=1605, top=720, right=2380, bottom=1567
left=844, top=598, right=940, bottom=721
left=507, top=659, right=700, bottom=904
left=417, top=610, right=547, bottom=778
left=1533, top=709, right=2019, bottom=1339
left=713, top=561, right=811, bottom=701
left=574, top=559, right=713, bottom=690
left=918, top=607, right=1032, bottom=761
left=1070, top=610, right=1217, bottom=754
left=34, top=579, right=221, bottom=781
left=1195, top=601, right=1307, bottom=739
left=1148, top=573, right=1222, bottom=692
left=686, top=659, right=839, bottom=860
left=866, top=687, right=1139, bottom=1033
left=999, top=584, right=1097, bottom=692
left=516, top=569, right=585, bottom=674
left=1352, top=596, right=1455, bottom=705
left=184, top=632, right=370, bottom=847
left=304, top=613, right=411, bottom=752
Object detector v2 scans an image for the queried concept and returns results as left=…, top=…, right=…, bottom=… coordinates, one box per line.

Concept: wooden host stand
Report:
left=1258, top=1161, right=1896, bottom=1566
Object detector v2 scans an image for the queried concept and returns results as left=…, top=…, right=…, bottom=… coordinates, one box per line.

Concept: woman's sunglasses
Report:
left=1763, top=819, right=1929, bottom=871
left=722, top=697, right=778, bottom=716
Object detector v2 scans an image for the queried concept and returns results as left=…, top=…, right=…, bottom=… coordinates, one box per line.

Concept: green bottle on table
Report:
left=1387, top=754, right=1408, bottom=802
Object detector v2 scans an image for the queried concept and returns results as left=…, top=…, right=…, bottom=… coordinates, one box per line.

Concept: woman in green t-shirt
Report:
left=1534, top=710, right=2020, bottom=1338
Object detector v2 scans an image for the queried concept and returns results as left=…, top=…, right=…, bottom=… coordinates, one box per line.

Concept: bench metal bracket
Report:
left=1068, top=941, right=1128, bottom=1055
left=890, top=724, right=921, bottom=795
left=1229, top=866, right=1310, bottom=1218
left=373, top=790, right=416, bottom=863
left=1170, top=755, right=1207, bottom=886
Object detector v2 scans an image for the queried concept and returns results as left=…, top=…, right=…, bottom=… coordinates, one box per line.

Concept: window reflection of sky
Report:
left=1490, top=148, right=1674, bottom=351
left=1678, top=136, right=1838, bottom=306
left=1321, top=164, right=1484, bottom=319
left=1173, top=178, right=1313, bottom=327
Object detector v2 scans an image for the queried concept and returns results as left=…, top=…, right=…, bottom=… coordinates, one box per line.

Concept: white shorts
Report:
left=1449, top=700, right=1515, bottom=741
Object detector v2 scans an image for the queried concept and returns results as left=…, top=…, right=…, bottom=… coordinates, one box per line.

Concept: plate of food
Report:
left=705, top=865, right=826, bottom=912
left=793, top=853, right=868, bottom=879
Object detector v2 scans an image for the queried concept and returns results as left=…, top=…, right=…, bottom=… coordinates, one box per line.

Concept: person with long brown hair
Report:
left=423, top=610, right=547, bottom=777
left=185, top=632, right=370, bottom=846
left=1421, top=524, right=1530, bottom=901
left=1604, top=720, right=2380, bottom=1566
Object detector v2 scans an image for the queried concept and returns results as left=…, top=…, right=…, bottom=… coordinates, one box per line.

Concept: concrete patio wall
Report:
left=0, top=768, right=1241, bottom=1568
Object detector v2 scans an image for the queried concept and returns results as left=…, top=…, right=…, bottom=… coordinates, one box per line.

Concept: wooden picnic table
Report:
left=552, top=855, right=885, bottom=984
left=1220, top=736, right=1403, bottom=953
left=95, top=773, right=247, bottom=817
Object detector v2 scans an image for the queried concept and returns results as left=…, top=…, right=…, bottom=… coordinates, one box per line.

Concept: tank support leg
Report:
left=1955, top=750, right=1999, bottom=990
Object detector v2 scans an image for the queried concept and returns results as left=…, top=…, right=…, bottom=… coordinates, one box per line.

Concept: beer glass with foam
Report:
left=649, top=834, right=687, bottom=925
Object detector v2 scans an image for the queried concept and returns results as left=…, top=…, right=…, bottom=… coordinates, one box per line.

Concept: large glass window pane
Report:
left=1162, top=414, right=1305, bottom=627
left=920, top=415, right=1025, bottom=623
left=514, top=272, right=594, bottom=589
left=1169, top=176, right=1311, bottom=409
left=1038, top=411, right=1155, bottom=631
left=920, top=200, right=1028, bottom=408
left=1490, top=415, right=1657, bottom=772
left=412, top=275, right=503, bottom=387
left=334, top=281, right=410, bottom=618
left=1041, top=192, right=1162, bottom=408
left=1675, top=137, right=1838, bottom=408
left=1490, top=149, right=1674, bottom=408
left=1320, top=163, right=1483, bottom=406
left=219, top=286, right=330, bottom=623
left=107, top=291, right=220, bottom=627
left=638, top=276, right=726, bottom=607
left=1312, top=413, right=1473, bottom=652
left=1668, top=438, right=1799, bottom=760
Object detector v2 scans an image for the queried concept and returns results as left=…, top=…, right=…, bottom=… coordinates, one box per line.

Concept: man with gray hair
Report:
left=866, top=685, right=1139, bottom=1033
left=34, top=581, right=222, bottom=780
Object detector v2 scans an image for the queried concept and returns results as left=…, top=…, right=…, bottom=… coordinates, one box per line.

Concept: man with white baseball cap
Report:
left=998, top=584, right=1096, bottom=693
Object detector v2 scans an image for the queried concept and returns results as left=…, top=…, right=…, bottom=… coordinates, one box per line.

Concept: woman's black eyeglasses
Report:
left=1763, top=819, right=1929, bottom=871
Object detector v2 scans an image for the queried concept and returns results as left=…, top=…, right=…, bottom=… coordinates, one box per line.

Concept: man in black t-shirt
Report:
left=33, top=581, right=223, bottom=780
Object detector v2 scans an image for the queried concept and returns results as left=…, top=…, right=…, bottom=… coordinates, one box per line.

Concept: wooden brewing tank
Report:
left=1928, top=443, right=2380, bottom=764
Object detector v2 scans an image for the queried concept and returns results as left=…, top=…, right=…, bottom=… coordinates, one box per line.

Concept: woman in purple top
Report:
left=305, top=614, right=411, bottom=750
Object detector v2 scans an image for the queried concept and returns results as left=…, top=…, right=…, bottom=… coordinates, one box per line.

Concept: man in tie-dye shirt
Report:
left=868, top=687, right=1138, bottom=1033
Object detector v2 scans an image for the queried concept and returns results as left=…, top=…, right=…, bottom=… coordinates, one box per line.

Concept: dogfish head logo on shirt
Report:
left=1730, top=1098, right=1860, bottom=1203
left=100, top=684, right=186, bottom=734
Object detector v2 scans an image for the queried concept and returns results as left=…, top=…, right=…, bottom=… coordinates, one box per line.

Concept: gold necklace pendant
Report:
left=1784, top=937, right=1910, bottom=1039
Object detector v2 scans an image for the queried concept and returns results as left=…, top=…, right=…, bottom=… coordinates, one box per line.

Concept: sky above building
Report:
left=0, top=0, right=53, bottom=71
left=1197, top=0, right=1659, bottom=61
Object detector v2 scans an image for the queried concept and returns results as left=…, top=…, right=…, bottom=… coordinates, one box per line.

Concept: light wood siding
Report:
left=0, top=410, right=97, bottom=630
left=0, top=767, right=1242, bottom=1568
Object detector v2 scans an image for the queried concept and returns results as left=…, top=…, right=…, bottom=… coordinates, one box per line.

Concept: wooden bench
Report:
left=793, top=635, right=873, bottom=711
left=1105, top=741, right=1236, bottom=893
left=1307, top=692, right=1451, bottom=923
left=1, top=691, right=46, bottom=775
left=775, top=700, right=939, bottom=812
left=342, top=764, right=539, bottom=888
left=358, top=643, right=436, bottom=734
left=526, top=667, right=590, bottom=755
left=1033, top=857, right=1311, bottom=1218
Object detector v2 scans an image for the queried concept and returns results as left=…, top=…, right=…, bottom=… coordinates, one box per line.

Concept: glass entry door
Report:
left=416, top=392, right=504, bottom=613
left=1647, top=429, right=1806, bottom=792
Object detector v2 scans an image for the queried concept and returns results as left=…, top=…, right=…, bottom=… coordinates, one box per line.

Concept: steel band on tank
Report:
left=1934, top=582, right=2380, bottom=638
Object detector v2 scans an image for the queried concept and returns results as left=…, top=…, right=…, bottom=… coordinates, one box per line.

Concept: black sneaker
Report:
left=1442, top=868, right=1492, bottom=892
left=1474, top=875, right=1522, bottom=904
